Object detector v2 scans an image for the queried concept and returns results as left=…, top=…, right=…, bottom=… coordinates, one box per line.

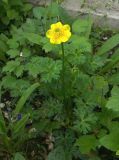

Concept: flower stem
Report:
left=61, top=43, right=66, bottom=106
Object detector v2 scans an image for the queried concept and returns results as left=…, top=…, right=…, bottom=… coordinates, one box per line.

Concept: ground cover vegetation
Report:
left=0, top=0, right=119, bottom=159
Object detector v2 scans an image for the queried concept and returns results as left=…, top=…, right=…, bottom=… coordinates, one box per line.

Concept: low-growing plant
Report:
left=0, top=83, right=39, bottom=159
left=0, top=0, right=32, bottom=63
left=1, top=1, right=119, bottom=160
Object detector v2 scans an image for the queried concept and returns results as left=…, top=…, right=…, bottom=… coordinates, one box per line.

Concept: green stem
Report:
left=61, top=44, right=72, bottom=124
left=0, top=84, right=1, bottom=103
left=61, top=43, right=66, bottom=106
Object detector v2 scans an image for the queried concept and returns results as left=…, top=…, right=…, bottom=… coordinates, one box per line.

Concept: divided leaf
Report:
left=108, top=73, right=119, bottom=85
left=25, top=57, right=62, bottom=82
left=106, top=86, right=119, bottom=112
left=24, top=33, right=42, bottom=45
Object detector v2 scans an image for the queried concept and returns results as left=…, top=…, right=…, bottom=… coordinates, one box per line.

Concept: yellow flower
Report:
left=46, top=22, right=71, bottom=44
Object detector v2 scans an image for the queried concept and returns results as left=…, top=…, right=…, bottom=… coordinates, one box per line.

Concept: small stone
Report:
left=4, top=112, right=9, bottom=119
left=20, top=52, right=23, bottom=57
left=0, top=103, right=5, bottom=108
left=29, top=128, right=37, bottom=133
left=103, top=36, right=108, bottom=40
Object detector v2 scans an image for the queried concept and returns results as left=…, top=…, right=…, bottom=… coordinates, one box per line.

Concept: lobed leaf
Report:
left=100, top=131, right=119, bottom=151
left=106, top=86, right=119, bottom=112
left=75, top=135, right=98, bottom=154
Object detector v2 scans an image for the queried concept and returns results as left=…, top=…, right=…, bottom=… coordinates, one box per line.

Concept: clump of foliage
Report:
left=1, top=0, right=119, bottom=160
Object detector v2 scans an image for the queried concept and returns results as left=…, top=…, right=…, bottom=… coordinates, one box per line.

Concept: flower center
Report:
left=55, top=28, right=60, bottom=32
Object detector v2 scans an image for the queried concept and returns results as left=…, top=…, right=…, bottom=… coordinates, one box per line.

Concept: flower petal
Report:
left=66, top=31, right=71, bottom=39
left=63, top=24, right=71, bottom=31
left=46, top=29, right=52, bottom=38
left=50, top=37, right=61, bottom=44
left=51, top=22, right=63, bottom=30
left=46, top=22, right=71, bottom=44
left=61, top=31, right=71, bottom=42
left=51, top=24, right=56, bottom=30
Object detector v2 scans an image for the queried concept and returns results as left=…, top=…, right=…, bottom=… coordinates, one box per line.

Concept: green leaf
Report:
left=22, top=48, right=31, bottom=57
left=9, top=0, right=23, bottom=6
left=7, top=39, right=19, bottom=49
left=2, top=60, right=20, bottom=73
left=14, top=83, right=39, bottom=114
left=2, top=59, right=23, bottom=76
left=7, top=9, right=19, bottom=20
left=0, top=38, right=8, bottom=61
left=26, top=57, right=62, bottom=82
left=2, top=0, right=8, bottom=3
left=0, top=52, right=7, bottom=62
left=23, top=4, right=32, bottom=12
left=108, top=122, right=119, bottom=132
left=97, top=34, right=119, bottom=56
left=7, top=49, right=19, bottom=58
left=106, top=86, right=119, bottom=112
left=108, top=73, right=119, bottom=85
left=2, top=76, right=31, bottom=97
left=24, top=33, right=42, bottom=45
left=48, top=146, right=66, bottom=160
left=116, top=150, right=119, bottom=155
left=43, top=42, right=53, bottom=53
left=47, top=2, right=60, bottom=17
left=72, top=18, right=93, bottom=37
left=71, top=35, right=92, bottom=52
left=75, top=135, right=98, bottom=154
left=33, top=7, right=46, bottom=19
left=92, top=75, right=109, bottom=95
left=0, top=40, right=8, bottom=52
left=0, top=109, right=7, bottom=135
left=0, top=34, right=8, bottom=42
left=2, top=76, right=17, bottom=89
left=100, top=48, right=119, bottom=73
left=100, top=131, right=119, bottom=151
left=15, top=65, right=24, bottom=77
left=22, top=19, right=37, bottom=33
left=12, top=114, right=29, bottom=136
left=14, top=152, right=25, bottom=160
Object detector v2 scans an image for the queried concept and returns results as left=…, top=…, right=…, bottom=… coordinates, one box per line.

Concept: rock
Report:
left=29, top=0, right=119, bottom=30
